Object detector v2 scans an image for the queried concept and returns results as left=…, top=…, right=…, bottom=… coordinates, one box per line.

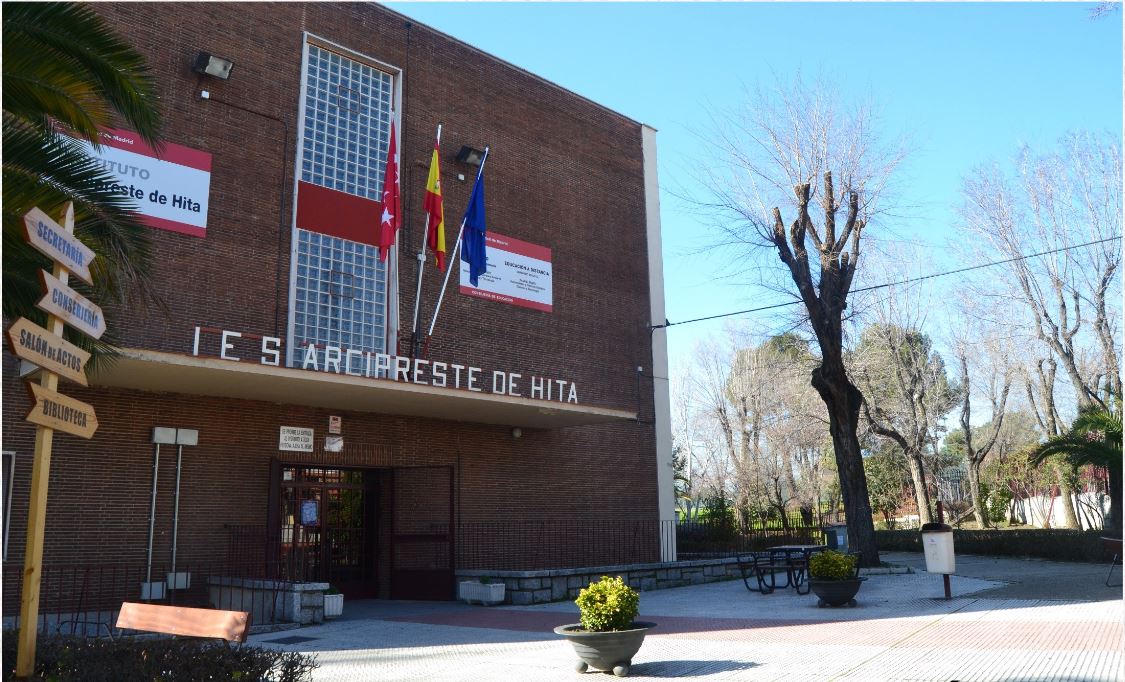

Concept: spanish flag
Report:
left=424, top=137, right=446, bottom=271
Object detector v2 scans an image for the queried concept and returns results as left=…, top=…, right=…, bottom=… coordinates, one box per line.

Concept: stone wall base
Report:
left=457, top=557, right=745, bottom=605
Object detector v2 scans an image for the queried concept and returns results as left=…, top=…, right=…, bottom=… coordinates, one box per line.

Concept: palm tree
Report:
left=3, top=2, right=163, bottom=362
left=1030, top=400, right=1122, bottom=535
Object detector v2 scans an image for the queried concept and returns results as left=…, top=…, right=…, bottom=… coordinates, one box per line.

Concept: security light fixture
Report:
left=193, top=52, right=234, bottom=80
left=456, top=145, right=485, bottom=166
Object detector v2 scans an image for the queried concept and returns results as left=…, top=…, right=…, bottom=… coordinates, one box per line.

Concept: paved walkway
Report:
left=252, top=554, right=1123, bottom=681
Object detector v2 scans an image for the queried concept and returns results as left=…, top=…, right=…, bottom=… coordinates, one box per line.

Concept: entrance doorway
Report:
left=273, top=463, right=455, bottom=600
left=279, top=466, right=377, bottom=598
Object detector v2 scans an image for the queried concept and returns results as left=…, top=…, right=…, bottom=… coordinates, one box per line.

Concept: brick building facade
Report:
left=2, top=2, right=673, bottom=608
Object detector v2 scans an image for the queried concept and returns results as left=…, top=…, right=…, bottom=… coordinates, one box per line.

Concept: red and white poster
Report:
left=75, top=127, right=212, bottom=237
left=459, top=232, right=553, bottom=312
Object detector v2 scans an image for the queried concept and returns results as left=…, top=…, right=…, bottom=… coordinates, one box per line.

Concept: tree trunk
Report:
left=905, top=452, right=933, bottom=525
left=1056, top=472, right=1081, bottom=530
left=967, top=460, right=989, bottom=528
left=811, top=363, right=880, bottom=567
left=1107, top=460, right=1123, bottom=536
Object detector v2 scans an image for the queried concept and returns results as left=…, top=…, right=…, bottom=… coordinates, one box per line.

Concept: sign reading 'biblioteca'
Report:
left=192, top=327, right=580, bottom=404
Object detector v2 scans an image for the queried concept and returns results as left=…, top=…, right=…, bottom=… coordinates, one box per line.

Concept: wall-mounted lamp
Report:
left=456, top=145, right=486, bottom=166
left=511, top=427, right=523, bottom=440
left=193, top=51, right=234, bottom=80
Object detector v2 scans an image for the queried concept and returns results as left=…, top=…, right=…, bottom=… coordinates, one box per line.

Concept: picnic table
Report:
left=737, top=544, right=828, bottom=595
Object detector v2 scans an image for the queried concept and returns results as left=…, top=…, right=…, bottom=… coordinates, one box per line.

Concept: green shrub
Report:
left=1, top=631, right=318, bottom=681
left=875, top=528, right=1107, bottom=562
left=574, top=576, right=639, bottom=632
left=808, top=550, right=857, bottom=580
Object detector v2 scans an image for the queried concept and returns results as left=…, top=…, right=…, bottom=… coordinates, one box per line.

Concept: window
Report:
left=291, top=43, right=395, bottom=371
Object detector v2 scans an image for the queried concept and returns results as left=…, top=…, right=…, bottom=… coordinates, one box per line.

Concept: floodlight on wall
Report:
left=193, top=51, right=234, bottom=80
left=456, top=145, right=485, bottom=166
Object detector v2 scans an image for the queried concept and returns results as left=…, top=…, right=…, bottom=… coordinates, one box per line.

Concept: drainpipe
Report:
left=169, top=429, right=199, bottom=580
left=149, top=428, right=178, bottom=589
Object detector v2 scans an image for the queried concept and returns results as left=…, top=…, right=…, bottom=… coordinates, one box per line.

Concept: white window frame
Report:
left=287, top=33, right=403, bottom=366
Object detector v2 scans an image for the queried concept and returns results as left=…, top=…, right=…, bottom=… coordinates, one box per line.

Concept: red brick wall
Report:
left=2, top=2, right=660, bottom=605
left=88, top=2, right=652, bottom=412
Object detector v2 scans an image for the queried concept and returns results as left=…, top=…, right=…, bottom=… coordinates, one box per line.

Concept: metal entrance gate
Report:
left=390, top=466, right=454, bottom=600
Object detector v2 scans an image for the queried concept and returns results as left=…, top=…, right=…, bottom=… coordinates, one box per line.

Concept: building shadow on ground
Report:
left=626, top=659, right=758, bottom=677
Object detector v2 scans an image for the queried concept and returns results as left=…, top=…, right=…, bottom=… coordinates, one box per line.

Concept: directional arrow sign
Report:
left=36, top=271, right=106, bottom=340
left=23, top=207, right=95, bottom=286
left=25, top=382, right=98, bottom=439
left=5, top=317, right=90, bottom=386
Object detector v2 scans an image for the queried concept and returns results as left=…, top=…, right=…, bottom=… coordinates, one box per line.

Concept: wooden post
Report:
left=15, top=204, right=73, bottom=678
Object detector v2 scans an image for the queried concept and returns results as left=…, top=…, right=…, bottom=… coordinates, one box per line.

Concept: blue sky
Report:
left=387, top=2, right=1122, bottom=367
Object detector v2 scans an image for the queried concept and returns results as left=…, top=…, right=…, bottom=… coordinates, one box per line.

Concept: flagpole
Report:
left=426, top=146, right=489, bottom=348
left=410, top=124, right=441, bottom=359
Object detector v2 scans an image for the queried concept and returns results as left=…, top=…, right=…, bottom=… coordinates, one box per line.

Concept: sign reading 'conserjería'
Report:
left=36, top=271, right=105, bottom=340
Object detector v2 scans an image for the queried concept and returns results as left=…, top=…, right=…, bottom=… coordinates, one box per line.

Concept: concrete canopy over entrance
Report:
left=90, top=348, right=637, bottom=429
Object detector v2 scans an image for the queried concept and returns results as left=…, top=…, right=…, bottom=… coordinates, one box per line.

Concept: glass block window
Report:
left=292, top=43, right=395, bottom=371
left=300, top=44, right=394, bottom=200
left=292, top=229, right=385, bottom=373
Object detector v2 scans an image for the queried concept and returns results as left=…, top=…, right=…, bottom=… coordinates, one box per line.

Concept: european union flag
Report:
left=461, top=167, right=488, bottom=287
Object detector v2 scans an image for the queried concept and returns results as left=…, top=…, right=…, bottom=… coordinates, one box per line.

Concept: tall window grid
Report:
left=292, top=44, right=394, bottom=371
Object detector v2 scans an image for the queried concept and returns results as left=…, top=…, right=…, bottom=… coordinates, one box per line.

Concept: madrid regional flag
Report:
left=424, top=135, right=446, bottom=271
left=376, top=118, right=399, bottom=261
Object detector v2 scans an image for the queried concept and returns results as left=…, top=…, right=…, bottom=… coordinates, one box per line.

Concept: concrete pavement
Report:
left=252, top=553, right=1124, bottom=681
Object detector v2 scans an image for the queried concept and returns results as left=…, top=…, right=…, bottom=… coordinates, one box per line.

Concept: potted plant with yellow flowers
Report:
left=553, top=576, right=655, bottom=678
left=807, top=550, right=866, bottom=607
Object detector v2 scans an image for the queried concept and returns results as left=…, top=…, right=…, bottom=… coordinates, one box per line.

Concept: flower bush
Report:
left=574, top=575, right=639, bottom=632
left=809, top=550, right=857, bottom=580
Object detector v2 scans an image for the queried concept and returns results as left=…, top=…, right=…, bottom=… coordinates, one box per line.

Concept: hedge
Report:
left=2, top=632, right=318, bottom=682
left=876, top=528, right=1110, bottom=563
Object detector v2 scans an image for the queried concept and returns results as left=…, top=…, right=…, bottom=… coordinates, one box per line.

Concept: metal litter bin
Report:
left=921, top=522, right=955, bottom=574
left=823, top=524, right=848, bottom=552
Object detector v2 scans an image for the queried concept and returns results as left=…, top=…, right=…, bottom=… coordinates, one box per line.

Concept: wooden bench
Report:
left=115, top=602, right=251, bottom=643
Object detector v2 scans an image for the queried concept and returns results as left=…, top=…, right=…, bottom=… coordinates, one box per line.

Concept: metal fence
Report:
left=2, top=559, right=290, bottom=638
left=7, top=515, right=837, bottom=637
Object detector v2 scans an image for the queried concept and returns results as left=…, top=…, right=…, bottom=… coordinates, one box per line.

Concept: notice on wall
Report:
left=279, top=426, right=314, bottom=452
left=301, top=500, right=318, bottom=526
left=459, top=232, right=552, bottom=312
left=73, top=127, right=212, bottom=237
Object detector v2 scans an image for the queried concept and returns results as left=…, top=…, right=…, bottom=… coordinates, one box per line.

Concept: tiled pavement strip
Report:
left=253, top=554, right=1124, bottom=681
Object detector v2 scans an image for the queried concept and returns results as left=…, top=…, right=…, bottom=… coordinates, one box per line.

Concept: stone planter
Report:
left=458, top=580, right=505, bottom=605
left=553, top=622, right=655, bottom=677
left=808, top=577, right=866, bottom=607
left=323, top=593, right=344, bottom=619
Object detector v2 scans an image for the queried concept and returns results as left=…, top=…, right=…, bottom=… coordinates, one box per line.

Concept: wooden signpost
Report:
left=14, top=203, right=100, bottom=679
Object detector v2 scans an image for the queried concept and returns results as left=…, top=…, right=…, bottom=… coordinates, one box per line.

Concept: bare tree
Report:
left=960, top=132, right=1120, bottom=529
left=960, top=132, right=1121, bottom=410
left=697, top=76, right=907, bottom=565
left=954, top=345, right=1012, bottom=528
